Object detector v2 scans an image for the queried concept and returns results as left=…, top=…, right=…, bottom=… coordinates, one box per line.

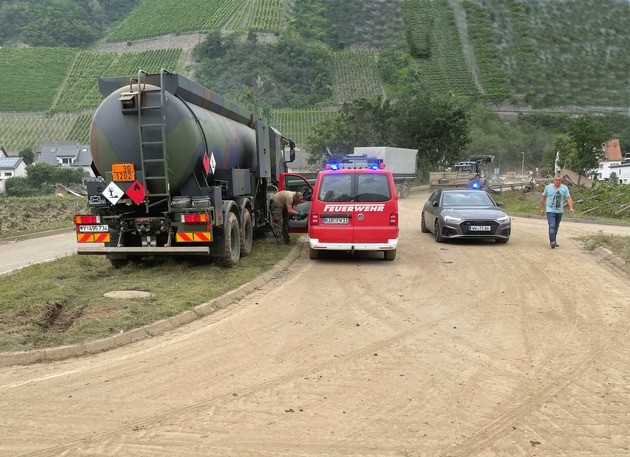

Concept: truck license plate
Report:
left=78, top=224, right=109, bottom=233
left=469, top=225, right=491, bottom=231
left=323, top=217, right=349, bottom=225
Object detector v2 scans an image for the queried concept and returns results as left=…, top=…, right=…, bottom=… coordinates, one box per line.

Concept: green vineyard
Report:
left=53, top=49, right=183, bottom=111
left=493, top=0, right=630, bottom=107
left=332, top=51, right=383, bottom=105
left=271, top=108, right=339, bottom=149
left=105, top=0, right=246, bottom=42
left=0, top=48, right=77, bottom=112
left=0, top=113, right=86, bottom=152
left=407, top=0, right=479, bottom=98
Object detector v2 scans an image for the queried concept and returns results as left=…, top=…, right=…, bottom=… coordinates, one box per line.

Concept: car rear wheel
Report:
left=384, top=249, right=396, bottom=261
left=421, top=212, right=429, bottom=233
left=434, top=220, right=444, bottom=243
left=309, top=248, right=319, bottom=259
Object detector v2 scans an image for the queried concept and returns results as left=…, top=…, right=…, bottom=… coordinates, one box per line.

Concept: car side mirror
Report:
left=496, top=201, right=504, bottom=206
left=432, top=201, right=439, bottom=207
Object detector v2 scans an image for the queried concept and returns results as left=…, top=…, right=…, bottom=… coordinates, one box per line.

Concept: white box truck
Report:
left=353, top=147, right=418, bottom=198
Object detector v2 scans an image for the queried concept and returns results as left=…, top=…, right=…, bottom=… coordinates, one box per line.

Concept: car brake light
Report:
left=310, top=212, right=319, bottom=225
left=181, top=213, right=210, bottom=223
left=74, top=215, right=100, bottom=224
left=389, top=212, right=398, bottom=226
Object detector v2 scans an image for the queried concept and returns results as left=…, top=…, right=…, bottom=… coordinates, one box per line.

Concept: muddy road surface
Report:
left=1, top=191, right=629, bottom=456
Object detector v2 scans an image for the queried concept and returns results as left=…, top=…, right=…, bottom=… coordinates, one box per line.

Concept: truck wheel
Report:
left=219, top=212, right=241, bottom=267
left=240, top=209, right=253, bottom=257
left=309, top=248, right=319, bottom=260
left=395, top=184, right=403, bottom=197
left=384, top=249, right=396, bottom=261
left=402, top=183, right=410, bottom=198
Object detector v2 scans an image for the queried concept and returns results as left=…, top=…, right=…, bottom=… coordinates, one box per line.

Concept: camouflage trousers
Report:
left=270, top=201, right=290, bottom=244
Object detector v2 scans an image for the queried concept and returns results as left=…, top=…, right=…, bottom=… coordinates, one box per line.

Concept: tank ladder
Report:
left=137, top=69, right=170, bottom=213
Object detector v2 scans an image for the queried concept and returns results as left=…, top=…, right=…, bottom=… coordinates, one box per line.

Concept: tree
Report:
left=564, top=114, right=611, bottom=185
left=11, top=162, right=87, bottom=196
left=4, top=176, right=38, bottom=197
left=18, top=147, right=34, bottom=165
left=305, top=97, right=392, bottom=166
left=304, top=91, right=471, bottom=180
left=550, top=133, right=576, bottom=175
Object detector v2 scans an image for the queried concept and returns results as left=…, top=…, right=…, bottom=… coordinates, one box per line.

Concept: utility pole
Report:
left=521, top=152, right=525, bottom=176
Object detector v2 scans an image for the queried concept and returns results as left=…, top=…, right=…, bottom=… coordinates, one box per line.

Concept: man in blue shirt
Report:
left=540, top=176, right=574, bottom=249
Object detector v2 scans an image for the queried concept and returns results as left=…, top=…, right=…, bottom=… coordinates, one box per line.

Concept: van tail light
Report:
left=389, top=212, right=398, bottom=226
left=310, top=212, right=319, bottom=225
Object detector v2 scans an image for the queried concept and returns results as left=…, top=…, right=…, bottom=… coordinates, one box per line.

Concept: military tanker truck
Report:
left=74, top=70, right=295, bottom=267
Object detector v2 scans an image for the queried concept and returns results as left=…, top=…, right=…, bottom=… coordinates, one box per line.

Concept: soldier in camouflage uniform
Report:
left=270, top=191, right=305, bottom=244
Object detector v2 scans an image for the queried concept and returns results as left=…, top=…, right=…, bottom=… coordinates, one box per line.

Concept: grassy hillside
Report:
left=0, top=0, right=628, bottom=155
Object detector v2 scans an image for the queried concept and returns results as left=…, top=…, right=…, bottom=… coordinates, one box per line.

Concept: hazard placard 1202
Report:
left=112, top=163, right=135, bottom=181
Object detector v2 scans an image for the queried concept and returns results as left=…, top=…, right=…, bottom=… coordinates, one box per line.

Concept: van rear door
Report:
left=312, top=172, right=354, bottom=244
left=352, top=172, right=398, bottom=243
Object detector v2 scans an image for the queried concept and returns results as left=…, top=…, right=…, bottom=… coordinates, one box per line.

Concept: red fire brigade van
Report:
left=280, top=157, right=399, bottom=260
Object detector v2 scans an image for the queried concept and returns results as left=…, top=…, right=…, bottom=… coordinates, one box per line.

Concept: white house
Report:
left=37, top=142, right=95, bottom=177
left=592, top=139, right=623, bottom=181
left=0, top=156, right=27, bottom=193
left=609, top=160, right=630, bottom=184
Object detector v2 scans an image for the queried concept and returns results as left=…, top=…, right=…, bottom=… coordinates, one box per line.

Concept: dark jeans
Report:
left=546, top=212, right=563, bottom=243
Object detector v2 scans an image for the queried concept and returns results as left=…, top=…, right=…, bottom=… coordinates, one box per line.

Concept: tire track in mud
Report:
left=441, top=324, right=630, bottom=456
left=17, top=314, right=458, bottom=456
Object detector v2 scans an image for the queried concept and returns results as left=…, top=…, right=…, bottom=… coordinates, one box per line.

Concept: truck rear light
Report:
left=310, top=212, right=319, bottom=225
left=389, top=212, right=398, bottom=226
left=181, top=213, right=210, bottom=223
left=74, top=215, right=100, bottom=225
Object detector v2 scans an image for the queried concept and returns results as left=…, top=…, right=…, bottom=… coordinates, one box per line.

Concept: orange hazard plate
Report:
left=112, top=163, right=135, bottom=181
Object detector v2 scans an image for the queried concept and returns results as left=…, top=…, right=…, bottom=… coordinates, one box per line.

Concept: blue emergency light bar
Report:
left=324, top=154, right=385, bottom=171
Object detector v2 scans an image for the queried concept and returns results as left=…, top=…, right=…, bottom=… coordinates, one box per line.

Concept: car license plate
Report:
left=78, top=224, right=109, bottom=233
left=469, top=225, right=491, bottom=231
left=323, top=217, right=349, bottom=225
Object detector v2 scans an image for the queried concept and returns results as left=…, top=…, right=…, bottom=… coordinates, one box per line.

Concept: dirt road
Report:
left=1, top=191, right=629, bottom=456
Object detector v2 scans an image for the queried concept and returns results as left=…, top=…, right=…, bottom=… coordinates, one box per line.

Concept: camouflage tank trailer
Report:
left=75, top=69, right=295, bottom=267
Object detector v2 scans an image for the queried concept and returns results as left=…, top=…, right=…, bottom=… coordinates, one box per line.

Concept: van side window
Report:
left=318, top=174, right=352, bottom=202
left=355, top=174, right=391, bottom=202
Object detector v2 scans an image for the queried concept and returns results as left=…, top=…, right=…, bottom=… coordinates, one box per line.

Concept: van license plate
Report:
left=323, top=217, right=349, bottom=225
left=469, top=225, right=491, bottom=231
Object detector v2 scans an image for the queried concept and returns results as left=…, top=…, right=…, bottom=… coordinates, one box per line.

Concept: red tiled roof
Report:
left=603, top=139, right=622, bottom=161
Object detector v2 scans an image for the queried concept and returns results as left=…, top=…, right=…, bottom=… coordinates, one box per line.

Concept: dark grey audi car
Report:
left=421, top=189, right=511, bottom=243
